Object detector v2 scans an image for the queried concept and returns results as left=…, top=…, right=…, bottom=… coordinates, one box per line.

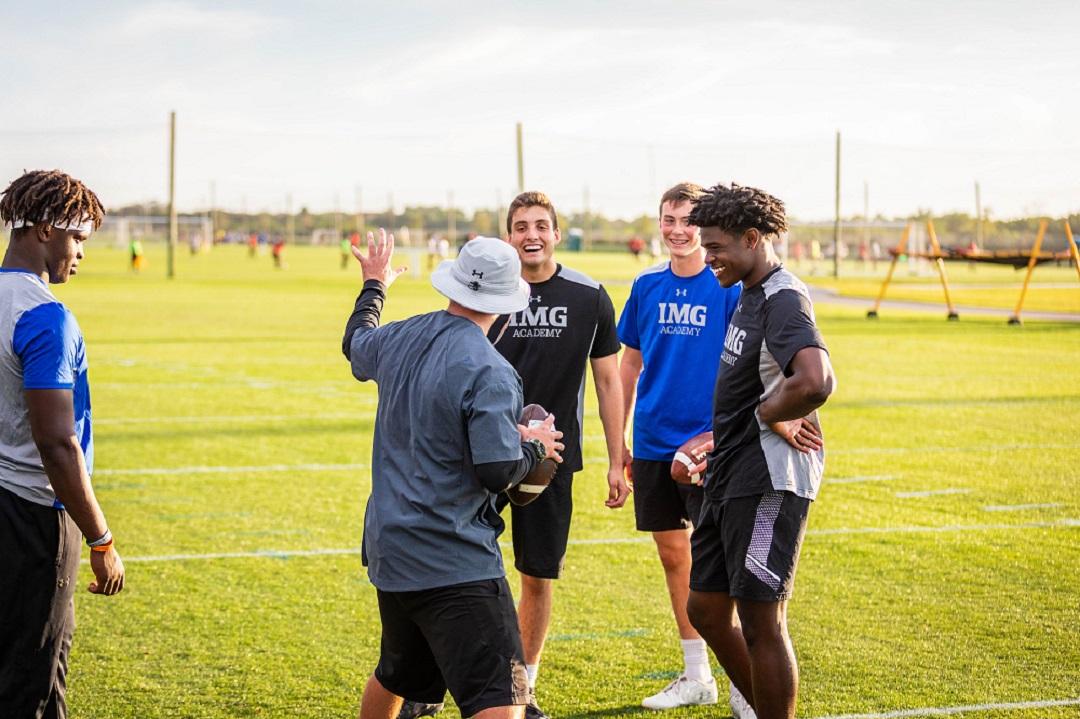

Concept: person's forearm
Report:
left=757, top=374, right=833, bottom=424
left=617, top=354, right=640, bottom=436
left=475, top=447, right=538, bottom=493
left=595, top=373, right=625, bottom=468
left=38, top=437, right=109, bottom=542
left=341, top=280, right=387, bottom=357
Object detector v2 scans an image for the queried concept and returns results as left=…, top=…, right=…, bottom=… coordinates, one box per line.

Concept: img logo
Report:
left=720, top=323, right=747, bottom=366
left=657, top=302, right=707, bottom=336
left=508, top=304, right=568, bottom=338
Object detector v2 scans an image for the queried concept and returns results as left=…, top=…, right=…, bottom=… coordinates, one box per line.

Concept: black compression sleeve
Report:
left=474, top=444, right=537, bottom=493
left=342, top=280, right=387, bottom=357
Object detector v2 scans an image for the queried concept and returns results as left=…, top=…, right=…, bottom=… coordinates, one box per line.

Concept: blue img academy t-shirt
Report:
left=0, top=269, right=93, bottom=508
left=617, top=262, right=740, bottom=461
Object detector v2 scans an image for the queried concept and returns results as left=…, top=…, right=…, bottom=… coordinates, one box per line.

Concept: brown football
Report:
left=506, top=404, right=557, bottom=506
left=670, top=431, right=713, bottom=486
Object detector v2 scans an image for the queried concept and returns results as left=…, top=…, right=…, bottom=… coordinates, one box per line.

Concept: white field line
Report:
left=96, top=412, right=371, bottom=426
left=982, top=503, right=1063, bottom=512
left=95, top=462, right=367, bottom=477
left=895, top=489, right=971, bottom=498
left=814, top=696, right=1080, bottom=719
left=92, top=518, right=1079, bottom=564
left=829, top=475, right=898, bottom=484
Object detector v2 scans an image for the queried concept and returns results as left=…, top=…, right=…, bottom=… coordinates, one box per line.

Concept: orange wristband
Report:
left=90, top=540, right=114, bottom=553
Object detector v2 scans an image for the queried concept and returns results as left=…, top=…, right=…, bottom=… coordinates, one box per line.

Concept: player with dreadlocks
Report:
left=685, top=183, right=836, bottom=719
left=0, top=169, right=125, bottom=717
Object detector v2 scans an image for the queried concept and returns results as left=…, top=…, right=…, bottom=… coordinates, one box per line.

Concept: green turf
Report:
left=11, top=243, right=1080, bottom=718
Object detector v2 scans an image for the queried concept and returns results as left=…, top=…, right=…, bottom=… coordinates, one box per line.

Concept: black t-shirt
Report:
left=488, top=264, right=621, bottom=473
left=706, top=266, right=829, bottom=502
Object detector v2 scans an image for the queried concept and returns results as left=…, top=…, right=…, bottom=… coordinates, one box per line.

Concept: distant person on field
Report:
left=272, top=236, right=286, bottom=269
left=687, top=183, right=836, bottom=719
left=129, top=238, right=145, bottom=272
left=0, top=170, right=125, bottom=717
left=344, top=231, right=562, bottom=719
left=247, top=231, right=258, bottom=257
left=628, top=235, right=645, bottom=260
left=341, top=235, right=352, bottom=269
left=618, top=182, right=742, bottom=712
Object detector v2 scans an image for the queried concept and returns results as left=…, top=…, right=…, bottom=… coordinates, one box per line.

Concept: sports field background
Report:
left=10, top=242, right=1080, bottom=718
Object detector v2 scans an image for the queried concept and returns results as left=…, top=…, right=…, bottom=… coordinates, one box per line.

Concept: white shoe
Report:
left=641, top=674, right=718, bottom=710
left=730, top=683, right=758, bottom=719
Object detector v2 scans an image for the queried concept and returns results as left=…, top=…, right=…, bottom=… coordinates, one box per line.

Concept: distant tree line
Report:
left=108, top=202, right=1079, bottom=252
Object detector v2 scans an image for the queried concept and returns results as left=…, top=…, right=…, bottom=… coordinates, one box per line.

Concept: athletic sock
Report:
left=680, top=639, right=711, bottom=682
left=526, top=663, right=540, bottom=689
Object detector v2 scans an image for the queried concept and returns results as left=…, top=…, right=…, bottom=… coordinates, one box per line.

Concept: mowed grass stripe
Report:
left=90, top=518, right=1080, bottom=564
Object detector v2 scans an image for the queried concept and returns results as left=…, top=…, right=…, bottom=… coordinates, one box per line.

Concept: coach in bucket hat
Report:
left=343, top=228, right=562, bottom=719
left=430, top=236, right=531, bottom=315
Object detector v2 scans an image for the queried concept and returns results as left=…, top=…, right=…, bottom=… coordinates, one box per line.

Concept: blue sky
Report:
left=2, top=0, right=1077, bottom=220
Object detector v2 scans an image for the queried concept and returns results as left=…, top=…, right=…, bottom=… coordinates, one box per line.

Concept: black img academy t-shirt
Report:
left=488, top=264, right=621, bottom=473
left=705, top=266, right=829, bottom=503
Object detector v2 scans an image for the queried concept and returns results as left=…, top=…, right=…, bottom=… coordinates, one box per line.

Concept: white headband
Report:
left=10, top=218, right=94, bottom=235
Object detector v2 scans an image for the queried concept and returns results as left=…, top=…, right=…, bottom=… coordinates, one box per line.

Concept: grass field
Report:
left=14, top=242, right=1080, bottom=718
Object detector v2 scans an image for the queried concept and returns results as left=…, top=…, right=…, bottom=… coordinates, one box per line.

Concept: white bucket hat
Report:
left=430, top=236, right=530, bottom=314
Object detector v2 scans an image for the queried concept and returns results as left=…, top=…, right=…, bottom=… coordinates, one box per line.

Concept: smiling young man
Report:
left=617, top=182, right=743, bottom=711
left=487, top=191, right=626, bottom=719
left=0, top=170, right=125, bottom=718
left=686, top=183, right=835, bottom=719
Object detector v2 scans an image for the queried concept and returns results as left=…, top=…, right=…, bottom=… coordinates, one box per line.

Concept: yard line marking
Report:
left=982, top=503, right=1062, bottom=512
left=833, top=442, right=1080, bottom=455
left=895, top=489, right=971, bottom=498
left=830, top=475, right=898, bottom=484
left=95, top=462, right=367, bottom=477
left=814, top=696, right=1080, bottom=719
left=96, top=412, right=372, bottom=426
left=810, top=519, right=1078, bottom=536
left=95, top=519, right=1080, bottom=564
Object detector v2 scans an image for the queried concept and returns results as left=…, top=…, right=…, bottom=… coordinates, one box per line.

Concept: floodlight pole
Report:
left=974, top=181, right=983, bottom=249
left=583, top=184, right=591, bottom=251
left=286, top=193, right=295, bottom=245
left=167, top=110, right=177, bottom=279
left=448, top=191, right=456, bottom=245
left=516, top=122, right=524, bottom=193
left=833, top=130, right=841, bottom=278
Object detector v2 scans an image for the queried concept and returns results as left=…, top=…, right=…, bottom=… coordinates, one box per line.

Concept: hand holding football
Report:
left=670, top=431, right=713, bottom=486
left=507, top=404, right=560, bottom=506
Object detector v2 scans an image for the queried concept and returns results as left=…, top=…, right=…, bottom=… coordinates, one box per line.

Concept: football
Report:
left=505, top=404, right=558, bottom=506
left=670, top=431, right=713, bottom=486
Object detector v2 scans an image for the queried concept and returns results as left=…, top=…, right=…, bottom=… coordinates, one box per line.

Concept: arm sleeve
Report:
left=616, top=280, right=640, bottom=350
left=763, top=290, right=828, bottom=376
left=345, top=281, right=388, bottom=382
left=474, top=447, right=538, bottom=493
left=466, top=380, right=526, bottom=465
left=342, top=280, right=387, bottom=357
left=590, top=285, right=622, bottom=358
left=12, top=303, right=78, bottom=390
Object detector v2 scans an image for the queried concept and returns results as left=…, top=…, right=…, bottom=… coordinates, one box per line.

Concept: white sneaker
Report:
left=641, top=674, right=718, bottom=710
left=729, top=683, right=757, bottom=719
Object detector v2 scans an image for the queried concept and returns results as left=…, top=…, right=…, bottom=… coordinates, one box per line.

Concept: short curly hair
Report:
left=688, top=182, right=787, bottom=237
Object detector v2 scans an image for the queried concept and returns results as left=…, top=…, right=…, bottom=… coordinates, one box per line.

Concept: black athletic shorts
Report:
left=0, top=487, right=81, bottom=719
left=374, top=577, right=530, bottom=717
left=496, top=467, right=573, bottom=579
left=689, top=490, right=810, bottom=602
left=631, top=458, right=704, bottom=532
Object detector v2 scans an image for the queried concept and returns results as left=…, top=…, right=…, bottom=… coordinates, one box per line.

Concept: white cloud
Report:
left=118, top=1, right=278, bottom=38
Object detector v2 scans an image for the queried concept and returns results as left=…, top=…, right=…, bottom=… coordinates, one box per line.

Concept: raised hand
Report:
left=351, top=228, right=408, bottom=287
